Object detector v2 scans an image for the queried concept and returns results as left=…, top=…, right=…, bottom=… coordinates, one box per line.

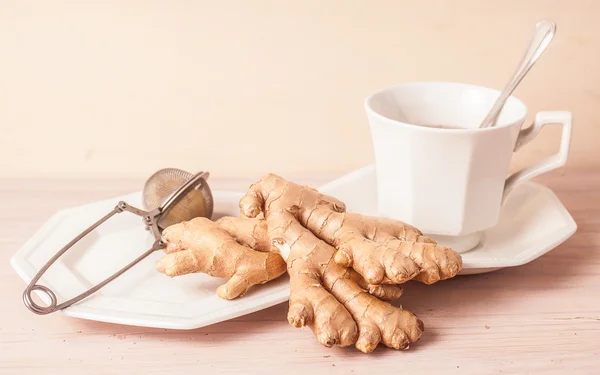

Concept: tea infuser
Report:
left=22, top=168, right=214, bottom=315
left=143, top=168, right=213, bottom=228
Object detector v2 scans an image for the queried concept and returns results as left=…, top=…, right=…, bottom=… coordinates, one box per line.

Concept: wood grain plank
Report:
left=1, top=169, right=599, bottom=374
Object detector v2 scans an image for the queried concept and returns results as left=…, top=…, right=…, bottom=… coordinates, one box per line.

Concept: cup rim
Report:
left=364, top=81, right=529, bottom=133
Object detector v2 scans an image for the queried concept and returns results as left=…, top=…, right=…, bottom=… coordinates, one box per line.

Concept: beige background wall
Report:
left=1, top=0, right=598, bottom=181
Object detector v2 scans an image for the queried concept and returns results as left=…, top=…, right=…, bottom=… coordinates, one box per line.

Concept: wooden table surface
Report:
left=1, top=170, right=599, bottom=374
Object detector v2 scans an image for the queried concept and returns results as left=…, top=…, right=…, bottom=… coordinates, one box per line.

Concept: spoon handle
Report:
left=479, top=20, right=556, bottom=128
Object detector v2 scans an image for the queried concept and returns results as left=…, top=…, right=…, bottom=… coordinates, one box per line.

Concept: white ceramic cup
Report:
left=364, top=82, right=572, bottom=253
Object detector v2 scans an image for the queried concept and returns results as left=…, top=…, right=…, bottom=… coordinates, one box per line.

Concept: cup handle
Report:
left=503, top=111, right=572, bottom=200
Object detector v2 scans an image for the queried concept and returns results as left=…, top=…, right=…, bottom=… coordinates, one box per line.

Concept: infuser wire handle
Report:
left=22, top=202, right=164, bottom=315
left=22, top=171, right=210, bottom=315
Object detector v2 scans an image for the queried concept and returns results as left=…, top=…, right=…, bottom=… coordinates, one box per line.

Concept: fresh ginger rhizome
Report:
left=156, top=174, right=462, bottom=353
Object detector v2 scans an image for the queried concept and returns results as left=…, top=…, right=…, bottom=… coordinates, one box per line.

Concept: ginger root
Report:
left=156, top=216, right=286, bottom=299
left=157, top=173, right=463, bottom=353
left=238, top=173, right=463, bottom=352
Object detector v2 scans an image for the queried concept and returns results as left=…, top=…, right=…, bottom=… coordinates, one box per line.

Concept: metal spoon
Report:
left=479, top=20, right=556, bottom=128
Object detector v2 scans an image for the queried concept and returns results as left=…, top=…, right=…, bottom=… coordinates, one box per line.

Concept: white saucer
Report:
left=11, top=168, right=576, bottom=329
left=318, top=164, right=577, bottom=275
